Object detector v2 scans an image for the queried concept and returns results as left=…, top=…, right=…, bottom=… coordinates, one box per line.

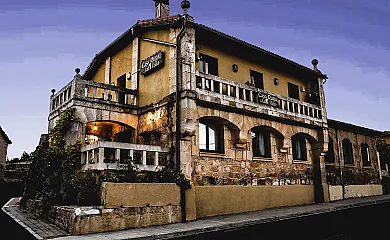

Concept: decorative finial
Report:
left=75, top=68, right=81, bottom=75
left=181, top=0, right=190, bottom=15
left=51, top=89, right=56, bottom=95
left=312, top=59, right=319, bottom=71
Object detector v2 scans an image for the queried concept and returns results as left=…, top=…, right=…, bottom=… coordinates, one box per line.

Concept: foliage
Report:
left=23, top=108, right=81, bottom=213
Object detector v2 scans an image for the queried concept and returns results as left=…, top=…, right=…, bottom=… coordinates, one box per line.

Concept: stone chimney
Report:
left=153, top=0, right=170, bottom=18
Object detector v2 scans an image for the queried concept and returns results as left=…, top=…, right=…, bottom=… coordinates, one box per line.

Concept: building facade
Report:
left=0, top=126, right=12, bottom=181
left=48, top=0, right=382, bottom=202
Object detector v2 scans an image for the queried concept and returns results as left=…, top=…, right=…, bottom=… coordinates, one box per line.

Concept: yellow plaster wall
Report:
left=110, top=44, right=133, bottom=89
left=92, top=61, right=106, bottom=83
left=329, top=185, right=383, bottom=201
left=101, top=182, right=180, bottom=208
left=194, top=185, right=315, bottom=218
left=138, top=29, right=172, bottom=106
left=196, top=44, right=309, bottom=102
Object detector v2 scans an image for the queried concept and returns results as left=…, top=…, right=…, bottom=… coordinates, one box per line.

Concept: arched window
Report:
left=292, top=134, right=307, bottom=161
left=252, top=128, right=271, bottom=158
left=342, top=138, right=354, bottom=165
left=361, top=143, right=371, bottom=166
left=325, top=137, right=335, bottom=163
left=199, top=120, right=224, bottom=153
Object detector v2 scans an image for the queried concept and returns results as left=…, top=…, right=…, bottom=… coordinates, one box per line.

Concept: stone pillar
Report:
left=105, top=57, right=111, bottom=84
left=177, top=17, right=197, bottom=179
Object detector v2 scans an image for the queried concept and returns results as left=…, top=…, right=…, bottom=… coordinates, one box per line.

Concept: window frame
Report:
left=200, top=54, right=219, bottom=76
left=252, top=128, right=272, bottom=158
left=199, top=120, right=224, bottom=154
left=288, top=82, right=300, bottom=101
left=292, top=135, right=307, bottom=161
left=361, top=143, right=371, bottom=167
left=250, top=70, right=264, bottom=90
left=342, top=138, right=354, bottom=165
left=325, top=137, right=336, bottom=163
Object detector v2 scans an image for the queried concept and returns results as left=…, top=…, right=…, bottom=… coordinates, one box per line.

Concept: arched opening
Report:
left=198, top=116, right=240, bottom=154
left=291, top=132, right=317, bottom=162
left=342, top=138, right=354, bottom=165
left=251, top=126, right=284, bottom=158
left=361, top=142, right=371, bottom=167
left=325, top=137, right=335, bottom=163
left=85, top=121, right=135, bottom=145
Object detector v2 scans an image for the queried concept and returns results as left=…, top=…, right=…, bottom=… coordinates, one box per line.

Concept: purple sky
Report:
left=1, top=0, right=389, bottom=159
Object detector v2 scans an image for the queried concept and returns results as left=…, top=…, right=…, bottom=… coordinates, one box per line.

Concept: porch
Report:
left=80, top=141, right=170, bottom=171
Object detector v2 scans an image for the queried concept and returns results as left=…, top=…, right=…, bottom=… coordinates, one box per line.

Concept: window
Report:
left=292, top=135, right=307, bottom=161
left=342, top=139, right=354, bottom=165
left=361, top=143, right=371, bottom=166
left=325, top=137, right=335, bottom=163
left=199, top=120, right=224, bottom=153
left=288, top=82, right=300, bottom=100
left=250, top=70, right=264, bottom=89
left=252, top=129, right=271, bottom=158
left=200, top=54, right=219, bottom=76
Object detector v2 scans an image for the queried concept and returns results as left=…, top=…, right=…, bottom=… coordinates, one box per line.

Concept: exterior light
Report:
left=274, top=78, right=279, bottom=85
left=93, top=124, right=98, bottom=131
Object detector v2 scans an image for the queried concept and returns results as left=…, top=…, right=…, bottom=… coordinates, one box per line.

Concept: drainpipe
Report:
left=176, top=16, right=187, bottom=222
left=335, top=128, right=345, bottom=199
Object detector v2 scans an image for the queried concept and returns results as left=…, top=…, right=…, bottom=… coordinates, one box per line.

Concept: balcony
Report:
left=81, top=141, right=170, bottom=171
left=195, top=71, right=324, bottom=125
left=49, top=77, right=138, bottom=118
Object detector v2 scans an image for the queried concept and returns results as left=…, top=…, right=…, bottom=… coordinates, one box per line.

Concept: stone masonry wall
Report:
left=191, top=106, right=323, bottom=186
left=326, top=128, right=380, bottom=185
left=0, top=136, right=8, bottom=181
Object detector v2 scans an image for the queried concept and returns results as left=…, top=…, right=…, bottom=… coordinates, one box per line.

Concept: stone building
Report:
left=48, top=0, right=383, bottom=202
left=0, top=126, right=12, bottom=181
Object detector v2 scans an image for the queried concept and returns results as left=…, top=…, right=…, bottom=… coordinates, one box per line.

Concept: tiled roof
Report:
left=83, top=15, right=327, bottom=80
left=0, top=126, right=12, bottom=144
left=193, top=23, right=326, bottom=79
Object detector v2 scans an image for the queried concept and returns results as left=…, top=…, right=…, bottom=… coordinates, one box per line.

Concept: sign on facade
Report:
left=141, top=51, right=165, bottom=76
left=258, top=92, right=279, bottom=108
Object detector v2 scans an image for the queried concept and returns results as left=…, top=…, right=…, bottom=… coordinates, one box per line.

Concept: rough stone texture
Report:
left=326, top=127, right=380, bottom=185
left=191, top=105, right=322, bottom=186
left=50, top=205, right=181, bottom=235
left=0, top=136, right=8, bottom=182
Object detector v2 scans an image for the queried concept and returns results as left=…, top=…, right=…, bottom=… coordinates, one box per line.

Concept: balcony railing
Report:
left=195, top=71, right=323, bottom=121
left=80, top=141, right=170, bottom=171
left=50, top=77, right=138, bottom=114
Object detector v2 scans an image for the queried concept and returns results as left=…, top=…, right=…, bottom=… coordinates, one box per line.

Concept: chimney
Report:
left=153, top=0, right=170, bottom=18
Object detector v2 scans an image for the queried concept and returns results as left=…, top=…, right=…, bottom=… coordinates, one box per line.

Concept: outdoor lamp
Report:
left=93, top=123, right=98, bottom=131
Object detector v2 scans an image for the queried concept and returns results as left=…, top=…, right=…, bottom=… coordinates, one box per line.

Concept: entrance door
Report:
left=117, top=74, right=126, bottom=104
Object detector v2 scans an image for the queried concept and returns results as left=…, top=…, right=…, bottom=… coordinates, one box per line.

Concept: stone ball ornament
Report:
left=312, top=59, right=319, bottom=66
left=75, top=68, right=81, bottom=74
left=181, top=0, right=190, bottom=10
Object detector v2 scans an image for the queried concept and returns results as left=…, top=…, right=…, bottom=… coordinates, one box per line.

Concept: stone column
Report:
left=177, top=18, right=197, bottom=179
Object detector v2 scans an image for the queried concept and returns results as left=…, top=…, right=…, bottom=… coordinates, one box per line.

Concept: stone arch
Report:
left=85, top=120, right=136, bottom=144
left=250, top=125, right=285, bottom=148
left=198, top=116, right=241, bottom=145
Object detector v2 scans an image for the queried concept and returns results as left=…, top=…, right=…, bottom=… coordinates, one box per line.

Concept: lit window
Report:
left=292, top=135, right=307, bottom=161
left=252, top=128, right=271, bottom=158
left=199, top=120, right=224, bottom=153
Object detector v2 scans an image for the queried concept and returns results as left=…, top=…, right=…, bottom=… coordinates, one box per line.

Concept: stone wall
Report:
left=0, top=137, right=8, bottom=182
left=49, top=205, right=181, bottom=235
left=326, top=128, right=381, bottom=185
left=190, top=105, right=324, bottom=186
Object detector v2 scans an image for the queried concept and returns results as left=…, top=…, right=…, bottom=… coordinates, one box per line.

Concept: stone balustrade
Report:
left=50, top=78, right=138, bottom=114
left=195, top=71, right=323, bottom=123
left=80, top=141, right=170, bottom=171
